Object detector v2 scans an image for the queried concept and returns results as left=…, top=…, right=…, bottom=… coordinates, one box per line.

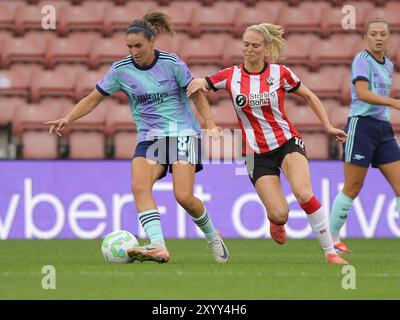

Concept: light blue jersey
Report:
left=96, top=50, right=201, bottom=143
left=350, top=50, right=393, bottom=121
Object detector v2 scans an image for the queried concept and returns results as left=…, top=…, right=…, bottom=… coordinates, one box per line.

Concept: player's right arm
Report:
left=355, top=81, right=400, bottom=110
left=45, top=64, right=121, bottom=136
left=44, top=89, right=106, bottom=136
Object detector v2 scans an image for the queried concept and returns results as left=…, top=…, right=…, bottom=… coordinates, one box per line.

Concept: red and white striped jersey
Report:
left=206, top=63, right=302, bottom=154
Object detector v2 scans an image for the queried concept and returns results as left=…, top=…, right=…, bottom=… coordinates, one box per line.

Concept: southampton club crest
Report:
left=266, top=76, right=274, bottom=85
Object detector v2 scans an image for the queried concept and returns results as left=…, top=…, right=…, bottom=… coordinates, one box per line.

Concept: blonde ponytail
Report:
left=246, top=23, right=285, bottom=62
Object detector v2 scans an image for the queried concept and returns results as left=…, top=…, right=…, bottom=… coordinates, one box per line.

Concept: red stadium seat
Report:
left=20, top=131, right=59, bottom=159
left=30, top=69, right=77, bottom=102
left=391, top=109, right=400, bottom=131
left=13, top=104, right=62, bottom=133
left=102, top=2, right=158, bottom=36
left=105, top=103, right=137, bottom=159
left=157, top=1, right=200, bottom=35
left=0, top=67, right=33, bottom=99
left=180, top=34, right=226, bottom=65
left=212, top=99, right=239, bottom=129
left=284, top=34, right=318, bottom=69
left=302, top=132, right=331, bottom=159
left=389, top=34, right=400, bottom=71
left=339, top=66, right=352, bottom=105
left=89, top=33, right=128, bottom=69
left=286, top=104, right=331, bottom=159
left=309, top=34, right=362, bottom=71
left=297, top=66, right=348, bottom=101
left=58, top=1, right=108, bottom=36
left=233, top=2, right=284, bottom=38
left=330, top=105, right=351, bottom=159
left=38, top=97, right=76, bottom=111
left=75, top=69, right=107, bottom=101
left=331, top=106, right=350, bottom=129
left=44, top=33, right=97, bottom=68
left=68, top=131, right=107, bottom=159
left=353, top=37, right=369, bottom=57
left=1, top=32, right=53, bottom=68
left=105, top=103, right=136, bottom=135
left=0, top=1, right=20, bottom=33
left=221, top=37, right=243, bottom=67
left=155, top=33, right=188, bottom=55
left=63, top=104, right=107, bottom=159
left=14, top=2, right=66, bottom=35
left=392, top=73, right=400, bottom=99
left=364, top=2, right=400, bottom=34
left=191, top=2, right=244, bottom=37
left=112, top=131, right=137, bottom=159
left=286, top=104, right=326, bottom=130
left=0, top=97, right=25, bottom=127
left=320, top=2, right=374, bottom=38
left=279, top=1, right=330, bottom=35
left=13, top=104, right=63, bottom=159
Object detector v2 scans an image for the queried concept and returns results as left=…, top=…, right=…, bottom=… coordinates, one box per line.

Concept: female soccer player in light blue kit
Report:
left=45, top=13, right=229, bottom=264
left=330, top=18, right=400, bottom=253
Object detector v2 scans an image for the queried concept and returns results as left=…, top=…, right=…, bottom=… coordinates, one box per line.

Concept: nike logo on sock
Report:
left=340, top=215, right=348, bottom=219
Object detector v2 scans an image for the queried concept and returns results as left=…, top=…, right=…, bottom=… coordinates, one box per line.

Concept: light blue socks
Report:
left=330, top=192, right=354, bottom=238
left=138, top=210, right=165, bottom=245
left=191, top=206, right=218, bottom=239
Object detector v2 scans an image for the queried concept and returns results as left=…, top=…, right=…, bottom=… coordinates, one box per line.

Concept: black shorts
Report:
left=245, top=137, right=307, bottom=185
left=133, top=136, right=203, bottom=180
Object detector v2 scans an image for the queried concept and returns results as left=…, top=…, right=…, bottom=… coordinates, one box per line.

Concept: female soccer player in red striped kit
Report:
left=187, top=23, right=348, bottom=264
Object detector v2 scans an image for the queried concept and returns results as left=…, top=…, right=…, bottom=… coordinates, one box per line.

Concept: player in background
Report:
left=45, top=13, right=229, bottom=264
left=330, top=19, right=400, bottom=253
left=187, top=23, right=348, bottom=264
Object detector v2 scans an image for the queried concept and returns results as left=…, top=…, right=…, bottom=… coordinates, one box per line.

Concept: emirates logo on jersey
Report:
left=235, top=94, right=248, bottom=108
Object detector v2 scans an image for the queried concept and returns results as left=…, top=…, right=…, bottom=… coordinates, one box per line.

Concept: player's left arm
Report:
left=190, top=90, right=221, bottom=139
left=293, top=83, right=347, bottom=143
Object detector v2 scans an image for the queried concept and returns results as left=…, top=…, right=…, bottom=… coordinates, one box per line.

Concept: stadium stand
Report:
left=232, top=2, right=284, bottom=37
left=105, top=102, right=137, bottom=159
left=190, top=1, right=244, bottom=37
left=12, top=103, right=63, bottom=159
left=63, top=103, right=107, bottom=159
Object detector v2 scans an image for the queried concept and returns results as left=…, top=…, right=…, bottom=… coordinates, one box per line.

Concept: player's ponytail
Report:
left=246, top=23, right=285, bottom=63
left=127, top=12, right=175, bottom=39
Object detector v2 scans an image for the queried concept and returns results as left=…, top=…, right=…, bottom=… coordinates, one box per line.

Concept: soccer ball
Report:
left=101, top=230, right=139, bottom=264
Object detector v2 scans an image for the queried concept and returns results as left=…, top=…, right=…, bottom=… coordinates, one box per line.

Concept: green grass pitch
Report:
left=0, top=239, right=399, bottom=299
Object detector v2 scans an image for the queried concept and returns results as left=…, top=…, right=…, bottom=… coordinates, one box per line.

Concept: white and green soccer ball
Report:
left=101, top=230, right=139, bottom=264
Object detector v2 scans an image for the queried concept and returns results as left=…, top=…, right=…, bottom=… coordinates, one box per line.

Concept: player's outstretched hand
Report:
left=44, top=118, right=69, bottom=136
left=187, top=78, right=208, bottom=97
left=327, top=126, right=347, bottom=143
left=206, top=120, right=222, bottom=140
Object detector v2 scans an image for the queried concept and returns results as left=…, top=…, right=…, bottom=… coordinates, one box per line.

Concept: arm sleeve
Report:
left=282, top=65, right=301, bottom=93
left=96, top=65, right=121, bottom=96
left=351, top=54, right=370, bottom=85
left=173, top=57, right=194, bottom=88
left=205, top=68, right=231, bottom=91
